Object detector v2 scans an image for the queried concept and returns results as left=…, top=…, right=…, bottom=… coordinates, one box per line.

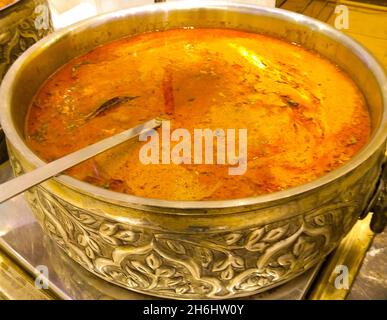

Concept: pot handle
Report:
left=361, top=161, right=387, bottom=233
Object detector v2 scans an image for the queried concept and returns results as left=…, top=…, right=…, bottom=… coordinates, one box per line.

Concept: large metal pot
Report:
left=0, top=0, right=53, bottom=163
left=0, top=1, right=386, bottom=299
left=0, top=0, right=52, bottom=79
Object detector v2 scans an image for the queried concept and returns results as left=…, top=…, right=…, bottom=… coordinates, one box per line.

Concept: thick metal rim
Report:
left=0, top=0, right=24, bottom=14
left=0, top=1, right=386, bottom=213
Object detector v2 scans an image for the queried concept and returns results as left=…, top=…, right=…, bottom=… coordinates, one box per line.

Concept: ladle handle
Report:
left=0, top=118, right=160, bottom=204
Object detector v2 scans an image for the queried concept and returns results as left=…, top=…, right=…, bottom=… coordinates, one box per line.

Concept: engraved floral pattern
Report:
left=8, top=148, right=383, bottom=299
left=0, top=0, right=53, bottom=79
left=22, top=186, right=364, bottom=299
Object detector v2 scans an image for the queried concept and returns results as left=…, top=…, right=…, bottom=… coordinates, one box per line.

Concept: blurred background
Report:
left=47, top=0, right=276, bottom=29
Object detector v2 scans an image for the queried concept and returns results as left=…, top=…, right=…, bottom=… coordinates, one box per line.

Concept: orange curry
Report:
left=0, top=0, right=15, bottom=8
left=25, top=29, right=371, bottom=200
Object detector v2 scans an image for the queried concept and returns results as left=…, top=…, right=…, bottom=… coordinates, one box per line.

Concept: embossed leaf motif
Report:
left=212, top=255, right=244, bottom=274
left=88, top=238, right=101, bottom=255
left=277, top=253, right=296, bottom=267
left=124, top=265, right=150, bottom=287
left=196, top=247, right=213, bottom=267
left=110, top=270, right=126, bottom=282
left=212, top=258, right=230, bottom=272
left=221, top=265, right=234, bottom=280
left=293, top=237, right=306, bottom=257
left=85, top=246, right=95, bottom=259
left=63, top=217, right=74, bottom=233
left=114, top=230, right=137, bottom=242
left=293, top=237, right=304, bottom=257
left=224, top=233, right=243, bottom=245
left=246, top=241, right=268, bottom=252
left=245, top=228, right=265, bottom=251
left=314, top=215, right=326, bottom=226
left=266, top=266, right=285, bottom=279
left=263, top=226, right=288, bottom=242
left=239, top=275, right=262, bottom=290
left=175, top=285, right=190, bottom=294
left=166, top=240, right=186, bottom=255
left=79, top=214, right=96, bottom=225
left=166, top=276, right=183, bottom=287
left=156, top=267, right=175, bottom=278
left=20, top=38, right=28, bottom=51
left=77, top=234, right=87, bottom=246
left=131, top=261, right=153, bottom=276
left=231, top=256, right=244, bottom=269
left=127, top=278, right=139, bottom=288
left=99, top=223, right=118, bottom=236
left=24, top=155, right=367, bottom=299
left=100, top=234, right=120, bottom=246
left=146, top=253, right=162, bottom=270
left=45, top=221, right=56, bottom=234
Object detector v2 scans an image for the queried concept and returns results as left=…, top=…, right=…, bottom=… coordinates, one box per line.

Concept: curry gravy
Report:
left=25, top=29, right=371, bottom=200
left=0, top=0, right=16, bottom=9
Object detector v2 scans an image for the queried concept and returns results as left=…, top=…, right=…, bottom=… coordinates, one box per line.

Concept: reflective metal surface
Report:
left=0, top=0, right=53, bottom=80
left=0, top=0, right=53, bottom=162
left=0, top=1, right=386, bottom=299
left=0, top=162, right=321, bottom=300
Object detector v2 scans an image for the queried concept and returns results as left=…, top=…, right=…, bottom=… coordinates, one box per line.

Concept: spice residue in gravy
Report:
left=25, top=28, right=371, bottom=200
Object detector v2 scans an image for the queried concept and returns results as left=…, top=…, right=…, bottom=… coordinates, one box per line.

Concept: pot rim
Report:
left=1, top=1, right=386, bottom=213
left=0, top=0, right=24, bottom=14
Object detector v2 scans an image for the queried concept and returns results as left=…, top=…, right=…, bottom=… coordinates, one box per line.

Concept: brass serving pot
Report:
left=0, top=0, right=52, bottom=79
left=0, top=1, right=386, bottom=299
left=0, top=0, right=52, bottom=162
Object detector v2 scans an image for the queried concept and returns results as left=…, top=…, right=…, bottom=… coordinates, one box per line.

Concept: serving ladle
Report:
left=0, top=118, right=161, bottom=204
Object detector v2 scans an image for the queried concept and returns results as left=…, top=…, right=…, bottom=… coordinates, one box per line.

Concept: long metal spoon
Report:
left=0, top=118, right=161, bottom=204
